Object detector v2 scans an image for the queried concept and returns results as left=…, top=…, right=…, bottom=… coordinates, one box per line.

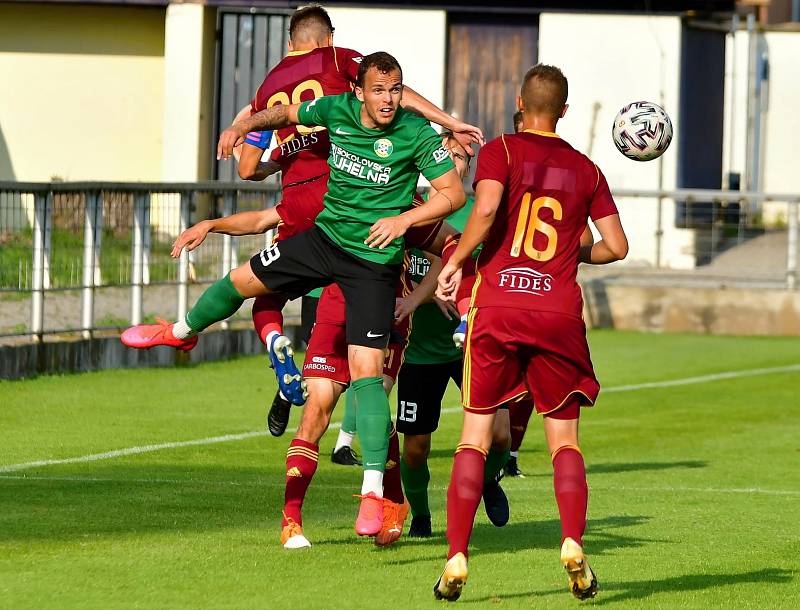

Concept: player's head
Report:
left=513, top=110, right=524, bottom=133
left=354, top=52, right=403, bottom=129
left=288, top=5, right=334, bottom=50
left=517, top=64, right=569, bottom=124
left=440, top=131, right=471, bottom=179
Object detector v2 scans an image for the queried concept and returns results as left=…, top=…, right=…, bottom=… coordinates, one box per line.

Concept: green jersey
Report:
left=296, top=93, right=455, bottom=265
left=403, top=196, right=475, bottom=365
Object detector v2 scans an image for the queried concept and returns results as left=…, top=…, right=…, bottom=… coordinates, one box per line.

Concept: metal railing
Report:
left=0, top=181, right=798, bottom=344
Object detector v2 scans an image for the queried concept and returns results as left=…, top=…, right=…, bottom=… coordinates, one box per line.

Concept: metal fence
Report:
left=0, top=181, right=798, bottom=344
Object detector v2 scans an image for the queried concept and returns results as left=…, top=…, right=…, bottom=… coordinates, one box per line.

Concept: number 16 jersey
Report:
left=471, top=130, right=618, bottom=319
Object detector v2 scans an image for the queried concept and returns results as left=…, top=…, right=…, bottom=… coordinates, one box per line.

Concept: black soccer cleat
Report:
left=267, top=390, right=292, bottom=437
left=482, top=472, right=509, bottom=527
left=408, top=514, right=432, bottom=538
left=331, top=445, right=362, bottom=466
left=503, top=455, right=525, bottom=478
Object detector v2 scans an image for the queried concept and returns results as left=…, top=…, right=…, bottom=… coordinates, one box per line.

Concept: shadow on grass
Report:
left=460, top=568, right=795, bottom=605
left=497, top=459, right=709, bottom=479
left=594, top=568, right=795, bottom=605
left=471, top=514, right=654, bottom=556
left=386, top=514, right=653, bottom=567
left=587, top=460, right=707, bottom=475
left=0, top=462, right=364, bottom=544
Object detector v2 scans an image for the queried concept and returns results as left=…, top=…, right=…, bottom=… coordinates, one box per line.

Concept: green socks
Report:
left=400, top=459, right=430, bottom=517
left=341, top=387, right=357, bottom=434
left=352, top=376, right=390, bottom=473
left=185, top=274, right=245, bottom=333
left=484, top=447, right=510, bottom=483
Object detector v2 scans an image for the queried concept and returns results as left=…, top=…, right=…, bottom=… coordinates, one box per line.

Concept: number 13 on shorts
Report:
left=398, top=400, right=418, bottom=423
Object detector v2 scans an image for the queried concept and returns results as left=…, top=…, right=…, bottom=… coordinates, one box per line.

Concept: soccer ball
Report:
left=612, top=101, right=673, bottom=161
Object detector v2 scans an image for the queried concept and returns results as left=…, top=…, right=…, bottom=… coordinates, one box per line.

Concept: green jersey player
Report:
left=122, top=52, right=478, bottom=538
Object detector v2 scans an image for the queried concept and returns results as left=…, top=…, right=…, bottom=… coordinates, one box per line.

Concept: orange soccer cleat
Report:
left=374, top=498, right=410, bottom=547
left=354, top=492, right=384, bottom=537
left=120, top=318, right=198, bottom=351
left=280, top=517, right=311, bottom=549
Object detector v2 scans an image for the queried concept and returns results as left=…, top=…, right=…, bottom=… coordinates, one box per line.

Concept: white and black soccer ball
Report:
left=612, top=101, right=673, bottom=161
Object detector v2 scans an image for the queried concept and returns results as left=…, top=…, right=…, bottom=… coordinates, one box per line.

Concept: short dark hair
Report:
left=356, top=52, right=402, bottom=88
left=289, top=5, right=334, bottom=42
left=520, top=64, right=568, bottom=119
left=513, top=110, right=524, bottom=131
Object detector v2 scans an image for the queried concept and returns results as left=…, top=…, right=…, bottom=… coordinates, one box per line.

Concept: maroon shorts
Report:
left=302, top=284, right=410, bottom=385
left=274, top=174, right=328, bottom=240
left=463, top=307, right=599, bottom=416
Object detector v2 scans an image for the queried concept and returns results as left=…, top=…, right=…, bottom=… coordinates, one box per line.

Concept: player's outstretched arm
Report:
left=217, top=103, right=303, bottom=160
left=436, top=178, right=503, bottom=301
left=579, top=214, right=628, bottom=264
left=365, top=169, right=465, bottom=250
left=239, top=155, right=282, bottom=182
left=394, top=255, right=449, bottom=322
left=170, top=208, right=281, bottom=258
left=400, top=86, right=485, bottom=152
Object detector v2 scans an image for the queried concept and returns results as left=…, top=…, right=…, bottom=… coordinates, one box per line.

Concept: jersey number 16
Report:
left=510, top=194, right=562, bottom=262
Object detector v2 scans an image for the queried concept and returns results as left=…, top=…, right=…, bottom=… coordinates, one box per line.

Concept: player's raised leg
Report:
left=121, top=262, right=265, bottom=350
left=254, top=294, right=308, bottom=411
left=281, top=377, right=345, bottom=549
left=544, top=406, right=597, bottom=599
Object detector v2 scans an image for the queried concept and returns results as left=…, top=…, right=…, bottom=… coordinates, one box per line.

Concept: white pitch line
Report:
left=603, top=363, right=800, bottom=393
left=1, top=363, right=797, bottom=474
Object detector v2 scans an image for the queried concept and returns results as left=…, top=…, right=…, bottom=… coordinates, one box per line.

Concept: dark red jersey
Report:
left=251, top=46, right=362, bottom=187
left=471, top=130, right=618, bottom=318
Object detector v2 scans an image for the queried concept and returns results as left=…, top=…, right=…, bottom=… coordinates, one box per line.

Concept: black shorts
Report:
left=249, top=226, right=400, bottom=349
left=396, top=359, right=463, bottom=435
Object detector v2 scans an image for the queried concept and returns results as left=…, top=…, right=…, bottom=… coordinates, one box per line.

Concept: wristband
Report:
left=244, top=130, right=273, bottom=150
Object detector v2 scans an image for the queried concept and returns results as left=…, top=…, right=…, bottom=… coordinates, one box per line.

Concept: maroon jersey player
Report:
left=433, top=64, right=628, bottom=602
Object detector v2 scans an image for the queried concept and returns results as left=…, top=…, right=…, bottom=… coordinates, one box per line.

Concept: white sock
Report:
left=510, top=450, right=519, bottom=458
left=335, top=429, right=355, bottom=452
left=460, top=313, right=468, bottom=323
left=265, top=330, right=280, bottom=349
left=171, top=317, right=194, bottom=339
left=361, top=469, right=384, bottom=497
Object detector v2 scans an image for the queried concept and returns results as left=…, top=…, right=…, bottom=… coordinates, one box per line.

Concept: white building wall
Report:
left=538, top=13, right=695, bottom=268
left=723, top=29, right=800, bottom=225
left=761, top=32, right=800, bottom=196
left=326, top=8, right=447, bottom=111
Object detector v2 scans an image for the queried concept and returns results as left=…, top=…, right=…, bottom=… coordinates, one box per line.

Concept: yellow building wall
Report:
left=0, top=4, right=165, bottom=182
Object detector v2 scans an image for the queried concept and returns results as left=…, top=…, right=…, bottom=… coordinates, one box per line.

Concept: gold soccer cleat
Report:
left=433, top=552, right=468, bottom=601
left=560, top=537, right=598, bottom=600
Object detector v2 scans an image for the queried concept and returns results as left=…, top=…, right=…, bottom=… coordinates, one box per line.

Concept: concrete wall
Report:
left=0, top=3, right=166, bottom=182
left=583, top=280, right=800, bottom=336
left=0, top=326, right=276, bottom=381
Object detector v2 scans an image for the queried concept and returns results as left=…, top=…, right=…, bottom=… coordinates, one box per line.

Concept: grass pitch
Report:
left=1, top=330, right=798, bottom=609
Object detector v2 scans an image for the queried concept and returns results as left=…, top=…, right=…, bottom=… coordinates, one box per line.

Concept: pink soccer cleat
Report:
left=120, top=318, right=198, bottom=351
left=354, top=492, right=384, bottom=537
